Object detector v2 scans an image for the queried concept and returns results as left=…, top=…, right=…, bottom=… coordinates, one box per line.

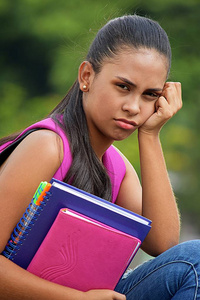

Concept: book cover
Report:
left=27, top=208, right=141, bottom=291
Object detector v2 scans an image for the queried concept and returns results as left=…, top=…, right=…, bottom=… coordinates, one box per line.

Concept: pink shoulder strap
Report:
left=103, top=146, right=126, bottom=203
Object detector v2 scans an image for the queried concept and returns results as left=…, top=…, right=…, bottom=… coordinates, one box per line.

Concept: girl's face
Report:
left=81, top=48, right=168, bottom=153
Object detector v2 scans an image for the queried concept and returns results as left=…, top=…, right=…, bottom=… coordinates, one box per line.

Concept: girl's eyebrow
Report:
left=115, top=76, right=136, bottom=87
left=115, top=76, right=163, bottom=92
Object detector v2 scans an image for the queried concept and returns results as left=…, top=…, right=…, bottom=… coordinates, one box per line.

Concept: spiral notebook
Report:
left=27, top=208, right=141, bottom=291
left=2, top=178, right=151, bottom=269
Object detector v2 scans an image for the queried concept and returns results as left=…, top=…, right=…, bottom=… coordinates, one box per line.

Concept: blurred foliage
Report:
left=1, top=0, right=200, bottom=227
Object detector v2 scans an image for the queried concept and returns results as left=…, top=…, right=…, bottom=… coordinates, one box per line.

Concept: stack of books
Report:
left=2, top=179, right=151, bottom=291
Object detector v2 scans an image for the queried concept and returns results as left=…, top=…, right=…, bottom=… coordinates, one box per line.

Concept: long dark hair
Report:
left=1, top=15, right=172, bottom=201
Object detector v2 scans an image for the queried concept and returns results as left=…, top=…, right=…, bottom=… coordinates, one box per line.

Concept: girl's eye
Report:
left=144, top=92, right=160, bottom=99
left=117, top=84, right=129, bottom=91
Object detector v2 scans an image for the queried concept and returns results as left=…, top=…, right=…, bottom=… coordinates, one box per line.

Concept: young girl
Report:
left=0, top=14, right=199, bottom=300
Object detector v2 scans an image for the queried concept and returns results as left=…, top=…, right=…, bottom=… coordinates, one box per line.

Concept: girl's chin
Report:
left=113, top=131, right=136, bottom=141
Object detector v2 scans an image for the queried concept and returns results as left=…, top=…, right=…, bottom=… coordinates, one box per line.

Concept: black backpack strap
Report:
left=0, top=128, right=42, bottom=166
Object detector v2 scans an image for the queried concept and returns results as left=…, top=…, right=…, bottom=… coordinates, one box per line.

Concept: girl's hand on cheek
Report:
left=139, top=82, right=182, bottom=136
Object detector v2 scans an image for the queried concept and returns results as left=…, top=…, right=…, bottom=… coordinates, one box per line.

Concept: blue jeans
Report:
left=115, top=240, right=200, bottom=299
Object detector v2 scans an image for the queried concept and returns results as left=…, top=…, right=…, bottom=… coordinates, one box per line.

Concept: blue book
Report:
left=2, top=178, right=151, bottom=269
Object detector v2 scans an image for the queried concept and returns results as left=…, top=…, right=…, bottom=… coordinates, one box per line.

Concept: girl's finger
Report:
left=156, top=96, right=174, bottom=119
left=162, top=82, right=182, bottom=110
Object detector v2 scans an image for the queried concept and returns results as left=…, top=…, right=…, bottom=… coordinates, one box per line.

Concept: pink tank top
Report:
left=0, top=118, right=126, bottom=203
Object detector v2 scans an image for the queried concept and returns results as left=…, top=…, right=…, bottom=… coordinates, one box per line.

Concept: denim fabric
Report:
left=115, top=240, right=200, bottom=299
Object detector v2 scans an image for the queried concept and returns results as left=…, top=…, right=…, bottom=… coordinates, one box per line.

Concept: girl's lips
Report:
left=115, top=119, right=138, bottom=130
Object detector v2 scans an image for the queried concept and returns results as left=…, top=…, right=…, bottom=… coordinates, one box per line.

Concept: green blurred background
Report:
left=1, top=0, right=200, bottom=251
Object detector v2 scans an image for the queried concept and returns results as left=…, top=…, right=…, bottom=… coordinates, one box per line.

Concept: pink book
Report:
left=27, top=208, right=141, bottom=291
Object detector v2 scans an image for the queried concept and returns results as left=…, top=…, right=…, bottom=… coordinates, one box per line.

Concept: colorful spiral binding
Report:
left=1, top=182, right=52, bottom=259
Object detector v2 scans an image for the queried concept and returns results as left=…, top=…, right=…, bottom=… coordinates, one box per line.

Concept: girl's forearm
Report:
left=0, top=255, right=84, bottom=300
left=138, top=132, right=180, bottom=256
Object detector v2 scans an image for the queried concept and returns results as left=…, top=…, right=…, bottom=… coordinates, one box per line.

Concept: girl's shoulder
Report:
left=0, top=129, right=63, bottom=181
left=25, top=129, right=63, bottom=153
left=21, top=129, right=64, bottom=167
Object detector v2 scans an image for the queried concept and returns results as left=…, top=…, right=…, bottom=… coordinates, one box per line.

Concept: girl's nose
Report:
left=122, top=96, right=140, bottom=115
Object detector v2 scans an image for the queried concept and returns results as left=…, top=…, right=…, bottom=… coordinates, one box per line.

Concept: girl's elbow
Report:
left=142, top=234, right=180, bottom=257
left=154, top=238, right=180, bottom=256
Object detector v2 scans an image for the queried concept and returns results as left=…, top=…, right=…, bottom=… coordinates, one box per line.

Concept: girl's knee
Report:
left=168, top=240, right=200, bottom=262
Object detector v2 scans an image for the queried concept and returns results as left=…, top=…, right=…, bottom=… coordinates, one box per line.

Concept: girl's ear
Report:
left=78, top=61, right=95, bottom=92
